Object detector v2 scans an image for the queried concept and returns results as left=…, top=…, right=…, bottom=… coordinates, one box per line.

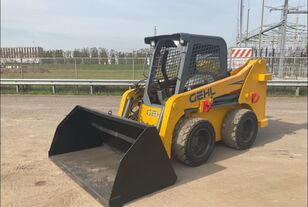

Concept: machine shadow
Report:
left=161, top=118, right=306, bottom=191
left=254, top=119, right=307, bottom=147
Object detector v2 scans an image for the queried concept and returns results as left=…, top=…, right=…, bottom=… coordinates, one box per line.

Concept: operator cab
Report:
left=144, top=33, right=229, bottom=105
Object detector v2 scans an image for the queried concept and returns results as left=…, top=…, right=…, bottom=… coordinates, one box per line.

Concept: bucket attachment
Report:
left=49, top=106, right=176, bottom=207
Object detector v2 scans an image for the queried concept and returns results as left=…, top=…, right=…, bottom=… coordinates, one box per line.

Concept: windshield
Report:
left=147, top=39, right=183, bottom=104
left=151, top=39, right=182, bottom=83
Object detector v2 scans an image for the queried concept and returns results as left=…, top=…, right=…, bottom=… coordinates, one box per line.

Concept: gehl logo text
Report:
left=189, top=88, right=216, bottom=103
left=146, top=109, right=160, bottom=117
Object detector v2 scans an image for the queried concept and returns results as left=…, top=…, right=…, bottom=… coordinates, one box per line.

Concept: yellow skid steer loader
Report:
left=49, top=33, right=271, bottom=207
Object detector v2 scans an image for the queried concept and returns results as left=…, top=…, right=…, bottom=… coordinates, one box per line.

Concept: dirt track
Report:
left=1, top=95, right=307, bottom=207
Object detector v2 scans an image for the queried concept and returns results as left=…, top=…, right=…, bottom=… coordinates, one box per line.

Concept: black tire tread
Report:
left=172, top=117, right=214, bottom=166
left=222, top=109, right=257, bottom=150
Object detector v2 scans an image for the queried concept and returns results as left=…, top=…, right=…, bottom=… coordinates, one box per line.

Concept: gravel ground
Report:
left=1, top=95, right=307, bottom=207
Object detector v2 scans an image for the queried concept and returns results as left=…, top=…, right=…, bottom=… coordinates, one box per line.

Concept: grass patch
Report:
left=1, top=64, right=146, bottom=79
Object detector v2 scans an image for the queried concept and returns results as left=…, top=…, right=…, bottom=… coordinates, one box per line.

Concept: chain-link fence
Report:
left=264, top=57, right=307, bottom=79
left=1, top=56, right=307, bottom=80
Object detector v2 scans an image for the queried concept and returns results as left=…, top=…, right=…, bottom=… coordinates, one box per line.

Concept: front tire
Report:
left=172, top=118, right=215, bottom=166
left=222, top=109, right=258, bottom=150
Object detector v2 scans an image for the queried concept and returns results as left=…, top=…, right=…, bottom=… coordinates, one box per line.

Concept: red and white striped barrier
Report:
left=229, top=47, right=253, bottom=69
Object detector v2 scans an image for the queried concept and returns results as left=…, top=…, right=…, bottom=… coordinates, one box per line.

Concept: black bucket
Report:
left=49, top=106, right=177, bottom=207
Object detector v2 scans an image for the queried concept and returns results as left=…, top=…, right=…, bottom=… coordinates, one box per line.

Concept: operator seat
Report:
left=185, top=69, right=230, bottom=91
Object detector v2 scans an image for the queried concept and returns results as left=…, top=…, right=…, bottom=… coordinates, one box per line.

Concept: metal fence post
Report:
left=16, top=85, right=19, bottom=93
left=74, top=58, right=78, bottom=79
left=52, top=85, right=56, bottom=94
left=295, top=87, right=300, bottom=96
left=20, top=58, right=24, bottom=79
left=270, top=56, right=274, bottom=73
left=132, top=58, right=135, bottom=80
left=90, top=85, right=93, bottom=95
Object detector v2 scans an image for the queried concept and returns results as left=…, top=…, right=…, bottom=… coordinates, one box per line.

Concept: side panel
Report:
left=118, top=89, right=135, bottom=117
left=138, top=104, right=162, bottom=126
left=159, top=61, right=254, bottom=157
left=158, top=59, right=270, bottom=157
left=238, top=59, right=272, bottom=128
left=118, top=88, right=144, bottom=117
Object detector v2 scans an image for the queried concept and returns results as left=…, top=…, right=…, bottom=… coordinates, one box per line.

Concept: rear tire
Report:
left=172, top=118, right=215, bottom=166
left=222, top=109, right=258, bottom=150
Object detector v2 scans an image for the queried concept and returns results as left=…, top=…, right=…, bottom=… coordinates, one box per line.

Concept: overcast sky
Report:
left=1, top=0, right=307, bottom=51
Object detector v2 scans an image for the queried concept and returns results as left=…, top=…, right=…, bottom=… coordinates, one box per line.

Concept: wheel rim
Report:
left=240, top=119, right=255, bottom=142
left=191, top=128, right=211, bottom=157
